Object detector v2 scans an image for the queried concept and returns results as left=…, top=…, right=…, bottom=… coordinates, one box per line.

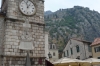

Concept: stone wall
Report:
left=7, top=0, right=44, bottom=24
left=1, top=0, right=45, bottom=66
left=2, top=19, right=45, bottom=66
left=0, top=15, right=5, bottom=66
left=0, top=15, right=5, bottom=55
left=4, top=20, right=45, bottom=57
left=3, top=57, right=45, bottom=66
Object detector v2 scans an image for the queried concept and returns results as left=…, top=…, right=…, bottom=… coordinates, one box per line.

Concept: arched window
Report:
left=50, top=44, right=52, bottom=49
left=53, top=45, right=55, bottom=49
left=52, top=44, right=56, bottom=49
left=76, top=45, right=80, bottom=52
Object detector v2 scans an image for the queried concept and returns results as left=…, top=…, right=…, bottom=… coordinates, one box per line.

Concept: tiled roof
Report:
left=91, top=38, right=100, bottom=46
left=71, top=38, right=91, bottom=43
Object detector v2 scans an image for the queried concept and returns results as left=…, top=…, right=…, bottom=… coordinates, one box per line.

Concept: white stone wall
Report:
left=49, top=49, right=59, bottom=63
left=49, top=44, right=59, bottom=62
left=45, top=32, right=49, bottom=60
left=63, top=39, right=92, bottom=60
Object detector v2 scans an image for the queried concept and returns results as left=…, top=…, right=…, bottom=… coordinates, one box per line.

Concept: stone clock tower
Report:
left=0, top=0, right=45, bottom=66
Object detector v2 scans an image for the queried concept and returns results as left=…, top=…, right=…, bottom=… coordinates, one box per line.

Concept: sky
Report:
left=44, top=0, right=100, bottom=13
left=0, top=0, right=100, bottom=13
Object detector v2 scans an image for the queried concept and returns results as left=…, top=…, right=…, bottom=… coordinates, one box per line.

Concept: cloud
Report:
left=44, top=0, right=100, bottom=13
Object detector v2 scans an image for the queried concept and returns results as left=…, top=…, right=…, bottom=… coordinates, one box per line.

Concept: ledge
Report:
left=5, top=17, right=45, bottom=26
left=0, top=55, right=46, bottom=58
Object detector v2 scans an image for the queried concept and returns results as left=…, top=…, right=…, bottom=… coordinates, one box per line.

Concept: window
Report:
left=50, top=44, right=52, bottom=49
left=70, top=48, right=73, bottom=55
left=53, top=52, right=55, bottom=56
left=64, top=52, right=66, bottom=57
left=67, top=50, right=69, bottom=56
left=76, top=45, right=80, bottom=52
left=89, top=56, right=92, bottom=58
left=98, top=57, right=100, bottom=59
left=53, top=45, right=55, bottom=49
left=94, top=46, right=100, bottom=52
left=88, top=45, right=92, bottom=52
left=70, top=40, right=72, bottom=44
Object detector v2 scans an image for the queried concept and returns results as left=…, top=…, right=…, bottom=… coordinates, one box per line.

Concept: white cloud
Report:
left=44, top=0, right=100, bottom=13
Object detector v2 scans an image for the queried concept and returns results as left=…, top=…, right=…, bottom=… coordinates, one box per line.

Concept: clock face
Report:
left=19, top=0, right=36, bottom=15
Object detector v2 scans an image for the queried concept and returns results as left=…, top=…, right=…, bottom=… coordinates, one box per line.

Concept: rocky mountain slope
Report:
left=44, top=6, right=100, bottom=51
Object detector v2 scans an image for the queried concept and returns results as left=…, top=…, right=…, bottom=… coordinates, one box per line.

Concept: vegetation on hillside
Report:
left=45, top=6, right=100, bottom=52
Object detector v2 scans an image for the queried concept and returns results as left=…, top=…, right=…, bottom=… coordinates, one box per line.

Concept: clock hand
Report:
left=24, top=0, right=27, bottom=4
left=27, top=4, right=30, bottom=8
left=24, top=0, right=29, bottom=8
left=26, top=1, right=29, bottom=8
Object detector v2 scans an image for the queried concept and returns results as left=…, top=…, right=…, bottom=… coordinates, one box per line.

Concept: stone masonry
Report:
left=0, top=0, right=45, bottom=66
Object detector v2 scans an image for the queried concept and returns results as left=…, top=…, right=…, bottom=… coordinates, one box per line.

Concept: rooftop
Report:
left=71, top=38, right=91, bottom=44
left=91, top=38, right=100, bottom=46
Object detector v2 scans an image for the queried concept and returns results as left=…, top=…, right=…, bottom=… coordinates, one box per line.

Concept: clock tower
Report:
left=0, top=0, right=45, bottom=66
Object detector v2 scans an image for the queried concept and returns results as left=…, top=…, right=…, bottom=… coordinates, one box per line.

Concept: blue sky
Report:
left=0, top=0, right=100, bottom=13
left=45, top=0, right=100, bottom=13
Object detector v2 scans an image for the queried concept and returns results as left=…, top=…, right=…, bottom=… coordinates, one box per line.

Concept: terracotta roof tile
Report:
left=91, top=38, right=100, bottom=46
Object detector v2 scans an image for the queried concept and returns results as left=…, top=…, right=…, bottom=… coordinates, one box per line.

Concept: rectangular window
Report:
left=64, top=51, right=66, bottom=57
left=53, top=52, right=55, bottom=56
left=50, top=44, right=52, bottom=49
left=98, top=57, right=100, bottom=59
left=70, top=48, right=73, bottom=55
left=67, top=50, right=69, bottom=56
left=76, top=45, right=80, bottom=52
left=94, top=47, right=96, bottom=53
left=94, top=46, right=100, bottom=52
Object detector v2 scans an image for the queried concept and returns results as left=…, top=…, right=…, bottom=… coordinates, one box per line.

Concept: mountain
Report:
left=44, top=10, right=53, bottom=15
left=44, top=6, right=100, bottom=51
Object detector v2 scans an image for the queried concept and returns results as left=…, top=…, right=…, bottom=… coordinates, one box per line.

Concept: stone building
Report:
left=62, top=38, right=92, bottom=60
left=91, top=38, right=100, bottom=59
left=49, top=44, right=59, bottom=63
left=44, top=32, right=58, bottom=62
left=0, top=0, right=45, bottom=66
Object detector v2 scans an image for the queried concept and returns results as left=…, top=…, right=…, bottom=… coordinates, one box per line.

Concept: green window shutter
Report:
left=76, top=45, right=80, bottom=52
left=67, top=50, right=69, bottom=56
left=64, top=51, right=66, bottom=57
left=70, top=48, right=73, bottom=55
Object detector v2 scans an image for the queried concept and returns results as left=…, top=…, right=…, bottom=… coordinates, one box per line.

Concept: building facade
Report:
left=0, top=0, right=45, bottom=66
left=62, top=38, right=92, bottom=60
left=45, top=32, right=49, bottom=60
left=49, top=44, right=59, bottom=63
left=91, top=38, right=100, bottom=59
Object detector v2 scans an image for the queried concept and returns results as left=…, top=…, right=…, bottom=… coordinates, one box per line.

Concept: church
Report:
left=0, top=0, right=45, bottom=66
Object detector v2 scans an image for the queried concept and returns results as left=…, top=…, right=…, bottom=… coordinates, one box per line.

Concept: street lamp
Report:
left=48, top=52, right=52, bottom=58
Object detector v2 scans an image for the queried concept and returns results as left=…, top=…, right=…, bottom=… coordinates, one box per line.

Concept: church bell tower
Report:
left=0, top=0, right=45, bottom=66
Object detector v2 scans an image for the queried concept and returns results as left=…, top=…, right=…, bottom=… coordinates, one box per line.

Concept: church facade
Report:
left=0, top=0, right=45, bottom=66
